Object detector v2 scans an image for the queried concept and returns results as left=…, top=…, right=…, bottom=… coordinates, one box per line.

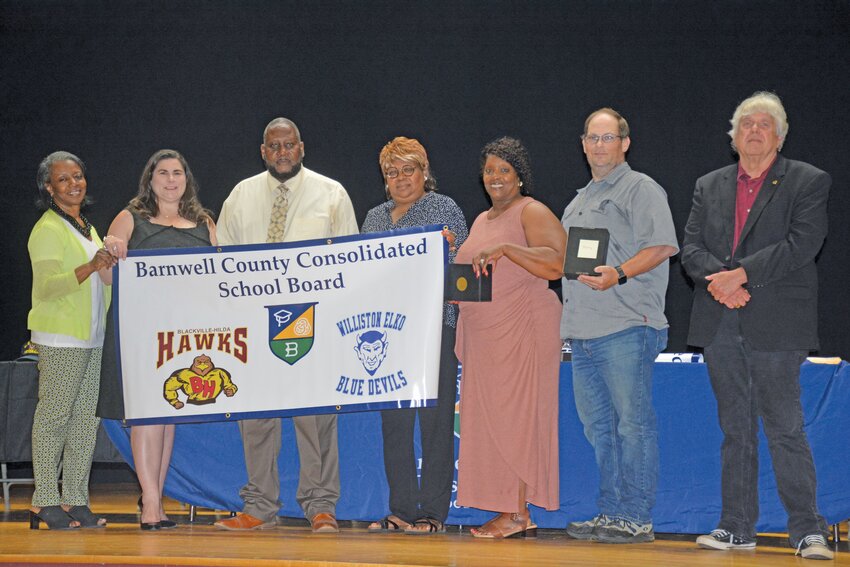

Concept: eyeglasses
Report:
left=581, top=133, right=623, bottom=145
left=385, top=165, right=418, bottom=179
left=740, top=117, right=774, bottom=132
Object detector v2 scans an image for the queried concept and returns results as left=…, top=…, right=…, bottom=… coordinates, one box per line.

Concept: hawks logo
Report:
left=163, top=354, right=237, bottom=409
left=267, top=302, right=316, bottom=365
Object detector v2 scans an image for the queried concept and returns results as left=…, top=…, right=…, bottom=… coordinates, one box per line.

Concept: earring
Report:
left=519, top=181, right=524, bottom=186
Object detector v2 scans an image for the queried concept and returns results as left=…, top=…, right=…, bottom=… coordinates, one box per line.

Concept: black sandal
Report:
left=65, top=505, right=107, bottom=528
left=405, top=517, right=445, bottom=535
left=29, top=506, right=80, bottom=530
left=368, top=515, right=410, bottom=533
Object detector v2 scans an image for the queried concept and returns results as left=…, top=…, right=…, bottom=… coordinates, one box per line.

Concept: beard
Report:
left=266, top=159, right=303, bottom=182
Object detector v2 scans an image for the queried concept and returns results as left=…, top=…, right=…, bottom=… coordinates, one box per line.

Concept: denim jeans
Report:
left=704, top=309, right=828, bottom=545
left=571, top=325, right=667, bottom=524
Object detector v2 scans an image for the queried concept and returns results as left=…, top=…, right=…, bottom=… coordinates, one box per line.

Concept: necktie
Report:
left=266, top=184, right=290, bottom=243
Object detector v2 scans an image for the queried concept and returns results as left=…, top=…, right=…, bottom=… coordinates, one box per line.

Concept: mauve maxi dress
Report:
left=454, top=196, right=561, bottom=513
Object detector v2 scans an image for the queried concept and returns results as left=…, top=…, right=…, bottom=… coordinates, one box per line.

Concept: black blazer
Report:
left=681, top=155, right=830, bottom=351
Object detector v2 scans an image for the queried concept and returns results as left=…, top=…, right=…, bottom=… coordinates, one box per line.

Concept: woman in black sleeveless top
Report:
left=97, top=149, right=216, bottom=530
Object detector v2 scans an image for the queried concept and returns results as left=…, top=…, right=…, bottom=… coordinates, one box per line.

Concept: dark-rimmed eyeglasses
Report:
left=385, top=165, right=418, bottom=179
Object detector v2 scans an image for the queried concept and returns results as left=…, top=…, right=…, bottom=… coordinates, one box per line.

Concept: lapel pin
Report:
left=771, top=179, right=779, bottom=185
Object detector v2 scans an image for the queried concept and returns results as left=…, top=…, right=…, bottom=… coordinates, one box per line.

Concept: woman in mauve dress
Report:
left=455, top=137, right=566, bottom=539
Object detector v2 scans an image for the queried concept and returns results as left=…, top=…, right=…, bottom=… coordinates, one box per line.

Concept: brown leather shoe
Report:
left=214, top=513, right=276, bottom=531
left=310, top=512, right=339, bottom=533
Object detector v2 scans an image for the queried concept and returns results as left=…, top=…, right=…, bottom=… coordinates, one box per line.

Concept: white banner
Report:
left=114, top=226, right=446, bottom=425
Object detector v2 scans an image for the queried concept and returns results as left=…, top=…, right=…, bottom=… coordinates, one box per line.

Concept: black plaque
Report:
left=564, top=227, right=609, bottom=279
left=445, top=263, right=492, bottom=302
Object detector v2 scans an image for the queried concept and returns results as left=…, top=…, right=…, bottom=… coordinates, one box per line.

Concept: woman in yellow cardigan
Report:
left=27, top=151, right=115, bottom=530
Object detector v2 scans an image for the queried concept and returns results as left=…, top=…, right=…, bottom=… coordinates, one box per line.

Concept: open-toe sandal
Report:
left=65, top=505, right=107, bottom=528
left=368, top=515, right=410, bottom=533
left=471, top=513, right=537, bottom=539
left=405, top=517, right=445, bottom=535
left=29, top=506, right=80, bottom=530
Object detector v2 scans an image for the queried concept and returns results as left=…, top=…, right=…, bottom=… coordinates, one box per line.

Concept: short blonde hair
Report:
left=728, top=91, right=788, bottom=152
left=378, top=136, right=436, bottom=192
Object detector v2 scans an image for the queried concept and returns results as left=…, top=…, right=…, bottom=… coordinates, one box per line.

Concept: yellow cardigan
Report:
left=27, top=209, right=111, bottom=341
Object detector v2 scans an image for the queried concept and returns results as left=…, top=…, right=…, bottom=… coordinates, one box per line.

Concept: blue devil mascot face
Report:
left=355, top=330, right=388, bottom=376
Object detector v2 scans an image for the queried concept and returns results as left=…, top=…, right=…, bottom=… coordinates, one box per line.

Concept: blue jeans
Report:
left=571, top=326, right=667, bottom=524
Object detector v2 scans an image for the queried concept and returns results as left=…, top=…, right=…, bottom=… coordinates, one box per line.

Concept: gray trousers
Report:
left=704, top=308, right=828, bottom=545
left=238, top=414, right=339, bottom=522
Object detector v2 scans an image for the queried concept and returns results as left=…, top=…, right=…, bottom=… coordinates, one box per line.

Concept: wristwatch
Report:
left=615, top=265, right=628, bottom=285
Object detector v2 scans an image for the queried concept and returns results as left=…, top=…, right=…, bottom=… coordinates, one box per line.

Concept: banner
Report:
left=114, top=226, right=446, bottom=425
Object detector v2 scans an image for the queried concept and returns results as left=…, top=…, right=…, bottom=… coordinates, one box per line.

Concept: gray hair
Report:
left=728, top=91, right=788, bottom=152
left=263, top=117, right=301, bottom=142
left=35, top=151, right=89, bottom=210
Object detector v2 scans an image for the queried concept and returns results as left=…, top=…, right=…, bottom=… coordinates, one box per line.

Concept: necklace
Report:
left=50, top=200, right=93, bottom=240
left=158, top=207, right=179, bottom=221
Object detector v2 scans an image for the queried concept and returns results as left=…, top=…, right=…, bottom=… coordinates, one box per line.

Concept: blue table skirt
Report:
left=103, top=361, right=850, bottom=533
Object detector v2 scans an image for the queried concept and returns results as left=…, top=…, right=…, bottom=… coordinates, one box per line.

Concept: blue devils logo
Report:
left=354, top=330, right=388, bottom=376
left=267, top=303, right=316, bottom=365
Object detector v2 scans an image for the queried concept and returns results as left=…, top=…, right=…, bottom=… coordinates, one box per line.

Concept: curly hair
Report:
left=379, top=136, right=437, bottom=192
left=480, top=136, right=533, bottom=196
left=128, top=149, right=213, bottom=224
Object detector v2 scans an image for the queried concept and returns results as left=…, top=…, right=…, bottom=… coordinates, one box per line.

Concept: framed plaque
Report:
left=445, top=263, right=492, bottom=301
left=564, top=227, right=609, bottom=279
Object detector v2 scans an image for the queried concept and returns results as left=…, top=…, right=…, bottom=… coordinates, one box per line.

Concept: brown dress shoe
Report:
left=310, top=512, right=339, bottom=533
left=214, top=513, right=276, bottom=531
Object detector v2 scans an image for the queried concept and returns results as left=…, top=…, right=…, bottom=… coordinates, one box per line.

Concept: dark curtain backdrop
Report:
left=2, top=0, right=848, bottom=360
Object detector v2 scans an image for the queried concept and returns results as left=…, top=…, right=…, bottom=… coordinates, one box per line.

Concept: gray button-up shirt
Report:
left=560, top=162, right=679, bottom=339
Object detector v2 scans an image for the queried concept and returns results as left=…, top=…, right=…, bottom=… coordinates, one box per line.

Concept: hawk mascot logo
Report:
left=163, top=354, right=237, bottom=409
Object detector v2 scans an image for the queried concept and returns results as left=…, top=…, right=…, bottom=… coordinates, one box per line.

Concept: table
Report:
left=99, top=361, right=850, bottom=532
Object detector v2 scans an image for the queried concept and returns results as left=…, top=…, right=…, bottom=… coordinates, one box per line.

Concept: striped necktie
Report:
left=266, top=183, right=290, bottom=243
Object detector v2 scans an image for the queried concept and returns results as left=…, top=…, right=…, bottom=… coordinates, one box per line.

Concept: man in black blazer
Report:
left=681, top=92, right=833, bottom=560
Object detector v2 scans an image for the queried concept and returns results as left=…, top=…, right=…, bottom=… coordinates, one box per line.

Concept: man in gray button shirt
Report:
left=561, top=108, right=678, bottom=544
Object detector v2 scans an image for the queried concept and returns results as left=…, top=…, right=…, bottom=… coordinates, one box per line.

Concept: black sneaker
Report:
left=696, top=529, right=756, bottom=550
left=796, top=534, right=834, bottom=560
left=594, top=517, right=655, bottom=544
left=565, top=514, right=610, bottom=540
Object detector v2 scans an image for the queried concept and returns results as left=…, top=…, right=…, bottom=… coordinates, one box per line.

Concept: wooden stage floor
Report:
left=1, top=483, right=847, bottom=566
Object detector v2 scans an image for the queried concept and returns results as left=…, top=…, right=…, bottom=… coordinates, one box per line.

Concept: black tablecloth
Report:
left=0, top=361, right=121, bottom=463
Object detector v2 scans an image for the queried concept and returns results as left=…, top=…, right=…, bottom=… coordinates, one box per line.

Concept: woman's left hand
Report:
left=472, top=245, right=505, bottom=277
left=91, top=248, right=118, bottom=270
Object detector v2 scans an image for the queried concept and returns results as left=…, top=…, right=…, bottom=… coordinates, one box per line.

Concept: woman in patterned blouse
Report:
left=362, top=136, right=468, bottom=535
